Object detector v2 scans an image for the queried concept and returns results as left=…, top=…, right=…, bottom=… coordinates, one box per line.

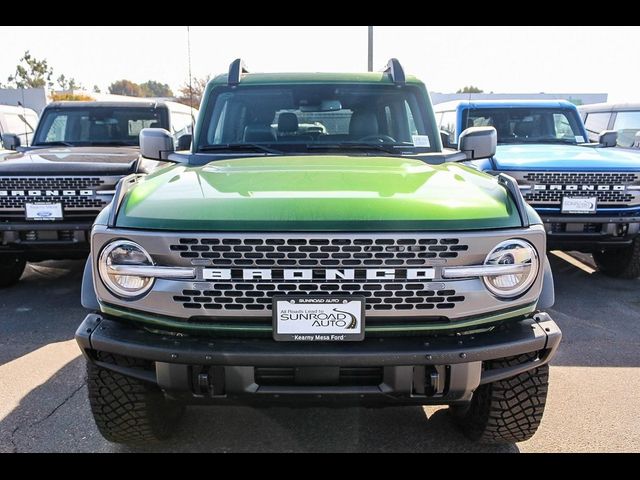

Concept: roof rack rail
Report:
left=228, top=58, right=249, bottom=86
left=383, top=58, right=405, bottom=84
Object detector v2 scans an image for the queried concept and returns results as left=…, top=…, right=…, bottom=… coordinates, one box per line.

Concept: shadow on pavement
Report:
left=120, top=405, right=519, bottom=453
left=547, top=253, right=640, bottom=367
left=0, top=260, right=86, bottom=366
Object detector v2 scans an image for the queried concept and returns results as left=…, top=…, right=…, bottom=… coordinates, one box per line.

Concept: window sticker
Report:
left=575, top=135, right=585, bottom=143
left=412, top=135, right=430, bottom=147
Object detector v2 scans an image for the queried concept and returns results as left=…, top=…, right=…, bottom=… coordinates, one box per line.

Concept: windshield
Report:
left=33, top=106, right=168, bottom=147
left=197, top=84, right=436, bottom=154
left=463, top=108, right=586, bottom=145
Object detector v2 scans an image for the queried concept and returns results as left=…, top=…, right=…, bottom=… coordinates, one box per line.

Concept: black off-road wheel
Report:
left=0, top=256, right=26, bottom=287
left=87, top=354, right=185, bottom=444
left=593, top=238, right=640, bottom=279
left=449, top=353, right=549, bottom=444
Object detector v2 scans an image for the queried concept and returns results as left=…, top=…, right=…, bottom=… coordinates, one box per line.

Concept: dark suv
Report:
left=0, top=100, right=196, bottom=286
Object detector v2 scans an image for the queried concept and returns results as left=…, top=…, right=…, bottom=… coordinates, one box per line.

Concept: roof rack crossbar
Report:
left=383, top=58, right=406, bottom=84
left=228, top=58, right=249, bottom=86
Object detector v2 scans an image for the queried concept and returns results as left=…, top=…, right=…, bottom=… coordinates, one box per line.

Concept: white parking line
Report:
left=551, top=250, right=596, bottom=274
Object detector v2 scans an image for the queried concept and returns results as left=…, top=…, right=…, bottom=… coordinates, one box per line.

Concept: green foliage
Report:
left=57, top=74, right=83, bottom=91
left=93, top=85, right=101, bottom=93
left=108, top=79, right=143, bottom=97
left=4, top=50, right=54, bottom=89
left=108, top=79, right=174, bottom=98
left=177, top=75, right=211, bottom=108
left=456, top=85, right=484, bottom=94
left=140, top=80, right=173, bottom=97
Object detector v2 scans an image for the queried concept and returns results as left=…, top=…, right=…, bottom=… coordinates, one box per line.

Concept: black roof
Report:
left=44, top=100, right=169, bottom=109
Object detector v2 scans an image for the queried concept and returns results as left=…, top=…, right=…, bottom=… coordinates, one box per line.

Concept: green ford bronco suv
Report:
left=76, top=59, right=561, bottom=445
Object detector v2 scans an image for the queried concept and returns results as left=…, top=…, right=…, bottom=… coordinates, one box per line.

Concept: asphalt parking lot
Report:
left=1, top=253, right=639, bottom=453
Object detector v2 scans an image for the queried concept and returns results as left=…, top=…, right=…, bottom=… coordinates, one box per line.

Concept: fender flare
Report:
left=81, top=257, right=99, bottom=310
left=538, top=255, right=555, bottom=310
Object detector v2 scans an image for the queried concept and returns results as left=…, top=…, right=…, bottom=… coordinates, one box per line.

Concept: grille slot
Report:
left=254, top=367, right=383, bottom=386
left=170, top=237, right=469, bottom=267
left=173, top=284, right=465, bottom=313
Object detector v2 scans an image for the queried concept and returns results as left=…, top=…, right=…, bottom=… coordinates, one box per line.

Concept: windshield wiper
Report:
left=305, top=143, right=412, bottom=154
left=199, top=143, right=283, bottom=155
left=34, top=141, right=75, bottom=147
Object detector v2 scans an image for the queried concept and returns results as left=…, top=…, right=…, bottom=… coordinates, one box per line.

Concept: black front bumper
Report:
left=540, top=214, right=640, bottom=250
left=0, top=221, right=92, bottom=259
left=76, top=312, right=561, bottom=406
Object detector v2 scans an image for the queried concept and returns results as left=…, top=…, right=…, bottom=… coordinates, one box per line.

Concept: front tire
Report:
left=87, top=354, right=185, bottom=444
left=449, top=354, right=549, bottom=444
left=593, top=238, right=640, bottom=279
left=0, top=256, right=26, bottom=287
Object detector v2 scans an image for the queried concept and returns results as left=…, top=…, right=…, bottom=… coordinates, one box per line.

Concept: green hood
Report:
left=116, top=156, right=520, bottom=231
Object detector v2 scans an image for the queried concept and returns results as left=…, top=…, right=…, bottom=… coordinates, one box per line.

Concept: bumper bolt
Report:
left=171, top=353, right=179, bottom=360
left=459, top=353, right=467, bottom=359
left=205, top=355, right=212, bottom=361
left=426, top=354, right=432, bottom=360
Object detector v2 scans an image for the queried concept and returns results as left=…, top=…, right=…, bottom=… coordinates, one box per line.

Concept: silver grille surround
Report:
left=92, top=226, right=547, bottom=321
left=510, top=171, right=640, bottom=207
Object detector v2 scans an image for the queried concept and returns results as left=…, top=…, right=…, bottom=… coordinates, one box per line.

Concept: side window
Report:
left=212, top=100, right=229, bottom=144
left=404, top=100, right=418, bottom=136
left=612, top=111, right=640, bottom=148
left=439, top=111, right=457, bottom=142
left=45, top=115, right=68, bottom=142
left=171, top=112, right=193, bottom=137
left=584, top=112, right=611, bottom=140
left=553, top=113, right=574, bottom=138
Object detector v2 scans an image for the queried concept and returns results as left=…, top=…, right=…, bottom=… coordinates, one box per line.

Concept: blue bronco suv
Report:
left=435, top=100, right=640, bottom=278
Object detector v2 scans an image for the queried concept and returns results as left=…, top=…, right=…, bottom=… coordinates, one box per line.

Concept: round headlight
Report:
left=98, top=240, right=154, bottom=298
left=483, top=239, right=539, bottom=299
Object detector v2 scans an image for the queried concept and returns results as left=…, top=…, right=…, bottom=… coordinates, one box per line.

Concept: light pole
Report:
left=367, top=26, right=373, bottom=72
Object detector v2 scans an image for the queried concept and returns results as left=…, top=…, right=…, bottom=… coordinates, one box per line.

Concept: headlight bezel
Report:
left=482, top=239, right=539, bottom=299
left=98, top=239, right=155, bottom=299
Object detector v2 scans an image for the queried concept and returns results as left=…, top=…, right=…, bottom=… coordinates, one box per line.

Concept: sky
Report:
left=1, top=26, right=639, bottom=102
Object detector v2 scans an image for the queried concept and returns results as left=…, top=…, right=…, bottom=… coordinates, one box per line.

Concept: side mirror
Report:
left=140, top=128, right=175, bottom=160
left=458, top=127, right=496, bottom=160
left=176, top=134, right=192, bottom=151
left=598, top=130, right=618, bottom=148
left=1, top=133, right=21, bottom=151
left=440, top=130, right=453, bottom=149
left=634, top=131, right=640, bottom=149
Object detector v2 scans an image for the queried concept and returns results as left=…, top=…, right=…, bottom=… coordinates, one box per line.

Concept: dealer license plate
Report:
left=25, top=203, right=63, bottom=221
left=273, top=296, right=365, bottom=342
left=561, top=196, right=597, bottom=214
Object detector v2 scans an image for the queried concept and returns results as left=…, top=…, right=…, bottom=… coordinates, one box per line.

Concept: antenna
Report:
left=19, top=87, right=29, bottom=147
left=187, top=25, right=195, bottom=137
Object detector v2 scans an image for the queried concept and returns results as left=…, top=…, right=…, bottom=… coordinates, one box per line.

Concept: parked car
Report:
left=0, top=100, right=196, bottom=287
left=76, top=59, right=560, bottom=445
left=579, top=102, right=640, bottom=149
left=0, top=104, right=39, bottom=148
left=435, top=99, right=640, bottom=278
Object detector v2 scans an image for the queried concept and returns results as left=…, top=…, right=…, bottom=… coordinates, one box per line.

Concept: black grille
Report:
left=173, top=284, right=465, bottom=313
left=0, top=177, right=110, bottom=212
left=169, top=237, right=469, bottom=267
left=523, top=172, right=639, bottom=184
left=524, top=190, right=633, bottom=204
left=254, top=367, right=383, bottom=386
left=0, top=177, right=105, bottom=190
left=522, top=172, right=639, bottom=206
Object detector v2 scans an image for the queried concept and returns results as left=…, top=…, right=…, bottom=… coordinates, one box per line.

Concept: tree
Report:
left=140, top=80, right=173, bottom=97
left=177, top=75, right=210, bottom=108
left=456, top=85, right=484, bottom=94
left=50, top=92, right=94, bottom=102
left=56, top=74, right=83, bottom=91
left=108, top=79, right=143, bottom=97
left=93, top=85, right=101, bottom=93
left=4, top=50, right=54, bottom=89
